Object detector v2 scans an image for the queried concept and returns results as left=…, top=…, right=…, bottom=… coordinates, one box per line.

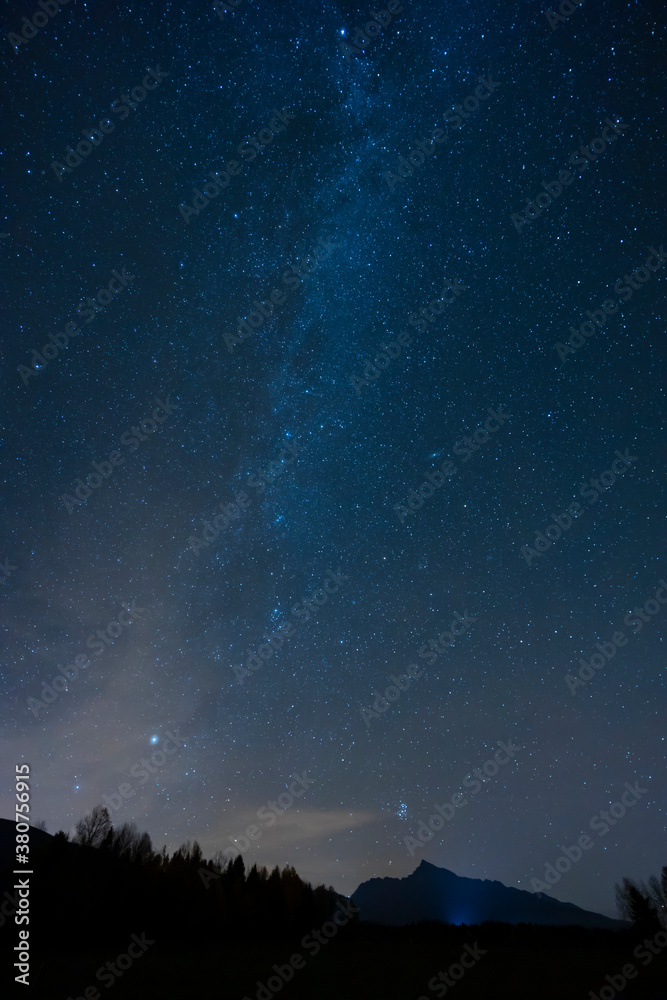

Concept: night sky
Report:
left=2, top=0, right=665, bottom=920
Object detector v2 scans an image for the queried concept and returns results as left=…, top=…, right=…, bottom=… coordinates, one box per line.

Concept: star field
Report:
left=1, top=0, right=665, bottom=920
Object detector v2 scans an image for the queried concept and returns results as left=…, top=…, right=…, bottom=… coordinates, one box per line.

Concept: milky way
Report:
left=2, top=0, right=665, bottom=919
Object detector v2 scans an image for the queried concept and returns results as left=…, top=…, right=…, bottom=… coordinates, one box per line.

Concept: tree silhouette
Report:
left=615, top=876, right=662, bottom=934
left=73, top=804, right=111, bottom=848
left=171, top=838, right=204, bottom=867
left=101, top=821, right=153, bottom=863
left=4, top=806, right=348, bottom=952
left=646, top=866, right=667, bottom=928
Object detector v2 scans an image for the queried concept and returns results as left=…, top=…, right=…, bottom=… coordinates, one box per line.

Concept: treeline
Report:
left=2, top=805, right=664, bottom=955
left=3, top=806, right=347, bottom=951
left=615, top=867, right=667, bottom=935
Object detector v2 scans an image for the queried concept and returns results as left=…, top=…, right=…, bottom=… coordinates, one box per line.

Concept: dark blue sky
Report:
left=2, top=0, right=665, bottom=918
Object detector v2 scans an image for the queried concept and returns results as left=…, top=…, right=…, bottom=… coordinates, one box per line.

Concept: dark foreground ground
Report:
left=24, top=931, right=667, bottom=1000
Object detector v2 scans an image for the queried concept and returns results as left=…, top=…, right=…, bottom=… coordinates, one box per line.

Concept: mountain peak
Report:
left=416, top=859, right=454, bottom=875
left=352, top=861, right=625, bottom=930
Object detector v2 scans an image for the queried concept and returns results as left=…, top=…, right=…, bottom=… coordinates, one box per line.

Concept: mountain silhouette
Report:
left=351, top=860, right=627, bottom=929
